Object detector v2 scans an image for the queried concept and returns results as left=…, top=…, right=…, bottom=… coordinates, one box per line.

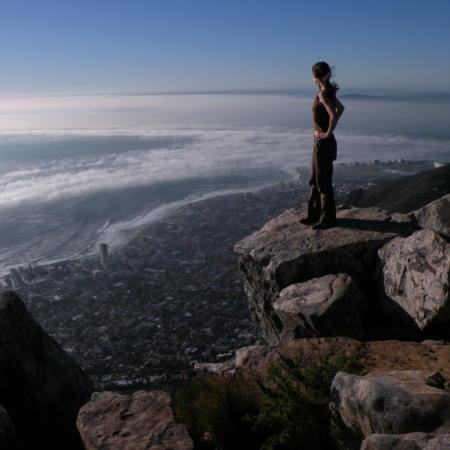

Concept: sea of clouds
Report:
left=0, top=126, right=448, bottom=210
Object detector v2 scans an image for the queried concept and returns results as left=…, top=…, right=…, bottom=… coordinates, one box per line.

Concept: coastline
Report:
left=0, top=182, right=282, bottom=277
left=82, top=182, right=281, bottom=256
left=0, top=155, right=436, bottom=278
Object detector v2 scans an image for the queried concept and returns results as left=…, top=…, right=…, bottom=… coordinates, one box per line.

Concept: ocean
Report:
left=0, top=93, right=450, bottom=273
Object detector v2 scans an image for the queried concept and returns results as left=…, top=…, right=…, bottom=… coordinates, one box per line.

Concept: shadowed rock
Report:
left=0, top=406, right=19, bottom=450
left=273, top=273, right=367, bottom=342
left=378, top=229, right=450, bottom=337
left=77, top=390, right=194, bottom=450
left=0, top=291, right=93, bottom=450
left=330, top=370, right=450, bottom=450
left=234, top=205, right=415, bottom=344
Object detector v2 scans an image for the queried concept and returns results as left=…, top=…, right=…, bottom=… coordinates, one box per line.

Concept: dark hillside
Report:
left=337, top=164, right=450, bottom=213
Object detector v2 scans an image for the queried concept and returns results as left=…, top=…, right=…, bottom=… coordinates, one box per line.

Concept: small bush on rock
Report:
left=173, top=351, right=362, bottom=450
left=173, top=373, right=265, bottom=450
left=249, top=351, right=363, bottom=450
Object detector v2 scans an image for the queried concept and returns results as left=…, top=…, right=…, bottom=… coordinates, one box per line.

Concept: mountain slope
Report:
left=337, top=165, right=450, bottom=213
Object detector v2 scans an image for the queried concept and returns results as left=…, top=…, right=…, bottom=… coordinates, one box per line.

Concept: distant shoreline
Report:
left=0, top=182, right=282, bottom=277
left=103, top=183, right=282, bottom=254
left=0, top=156, right=437, bottom=277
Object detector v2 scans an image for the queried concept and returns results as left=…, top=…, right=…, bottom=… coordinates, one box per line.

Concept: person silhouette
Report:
left=301, top=62, right=345, bottom=230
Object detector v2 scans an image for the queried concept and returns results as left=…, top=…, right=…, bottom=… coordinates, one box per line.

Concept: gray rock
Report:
left=0, top=405, right=19, bottom=450
left=234, top=205, right=414, bottom=344
left=421, top=340, right=446, bottom=349
left=0, top=291, right=93, bottom=450
left=77, top=390, right=194, bottom=450
left=195, top=359, right=236, bottom=374
left=273, top=273, right=367, bottom=342
left=330, top=370, right=450, bottom=450
left=410, top=194, right=450, bottom=237
left=378, top=229, right=450, bottom=337
left=361, top=432, right=450, bottom=450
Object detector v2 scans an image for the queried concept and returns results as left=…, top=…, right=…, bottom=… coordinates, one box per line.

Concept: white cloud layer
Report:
left=0, top=94, right=449, bottom=209
left=0, top=126, right=448, bottom=209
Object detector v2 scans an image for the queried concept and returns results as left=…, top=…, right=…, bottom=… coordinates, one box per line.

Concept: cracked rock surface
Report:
left=234, top=205, right=415, bottom=344
left=273, top=273, right=367, bottom=342
left=410, top=194, right=450, bottom=238
left=77, top=390, right=194, bottom=450
left=330, top=370, right=450, bottom=450
left=379, top=229, right=450, bottom=337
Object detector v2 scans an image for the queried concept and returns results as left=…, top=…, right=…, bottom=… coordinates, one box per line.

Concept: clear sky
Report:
left=1, top=0, right=450, bottom=95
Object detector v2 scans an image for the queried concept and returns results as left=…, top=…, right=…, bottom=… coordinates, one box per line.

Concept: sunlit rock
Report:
left=330, top=370, right=450, bottom=450
left=378, top=229, right=450, bottom=337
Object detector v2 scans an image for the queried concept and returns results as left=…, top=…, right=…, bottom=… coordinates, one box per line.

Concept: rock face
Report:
left=410, top=194, right=450, bottom=238
left=361, top=432, right=450, bottom=450
left=77, top=390, right=194, bottom=450
left=273, top=273, right=367, bottom=342
left=0, top=291, right=93, bottom=450
left=378, top=229, right=450, bottom=337
left=0, top=405, right=19, bottom=450
left=234, top=205, right=415, bottom=344
left=330, top=370, right=450, bottom=450
left=228, top=195, right=450, bottom=449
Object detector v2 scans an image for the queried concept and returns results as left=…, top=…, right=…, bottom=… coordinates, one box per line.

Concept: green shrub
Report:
left=173, top=373, right=265, bottom=450
left=248, top=351, right=363, bottom=450
left=173, top=351, right=362, bottom=450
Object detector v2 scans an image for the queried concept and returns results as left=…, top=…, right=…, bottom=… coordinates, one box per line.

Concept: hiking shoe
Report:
left=300, top=217, right=319, bottom=225
left=311, top=221, right=336, bottom=230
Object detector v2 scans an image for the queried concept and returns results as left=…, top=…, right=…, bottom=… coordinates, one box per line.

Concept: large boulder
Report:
left=378, top=229, right=450, bottom=338
left=410, top=194, right=450, bottom=237
left=330, top=370, right=450, bottom=450
left=273, top=273, right=367, bottom=342
left=0, top=291, right=93, bottom=450
left=234, top=205, right=415, bottom=344
left=0, top=406, right=19, bottom=450
left=77, top=390, right=194, bottom=450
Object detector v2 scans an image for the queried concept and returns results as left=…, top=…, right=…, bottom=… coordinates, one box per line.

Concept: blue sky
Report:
left=1, top=0, right=450, bottom=95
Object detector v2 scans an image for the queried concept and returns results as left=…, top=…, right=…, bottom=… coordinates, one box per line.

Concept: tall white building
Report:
left=99, top=243, right=108, bottom=264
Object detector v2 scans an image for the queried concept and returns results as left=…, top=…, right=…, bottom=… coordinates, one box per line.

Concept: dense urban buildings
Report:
left=1, top=158, right=432, bottom=389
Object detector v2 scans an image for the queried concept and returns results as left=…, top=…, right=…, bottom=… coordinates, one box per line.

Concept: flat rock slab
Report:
left=77, top=390, right=194, bottom=450
left=0, top=291, right=93, bottom=450
left=411, top=194, right=450, bottom=238
left=379, top=229, right=450, bottom=337
left=196, top=339, right=450, bottom=384
left=362, top=432, right=450, bottom=450
left=330, top=370, right=450, bottom=450
left=235, top=205, right=415, bottom=344
left=273, top=273, right=367, bottom=341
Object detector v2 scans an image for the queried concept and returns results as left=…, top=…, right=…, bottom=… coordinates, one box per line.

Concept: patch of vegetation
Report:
left=249, top=351, right=363, bottom=450
left=173, top=351, right=363, bottom=450
left=174, top=373, right=264, bottom=450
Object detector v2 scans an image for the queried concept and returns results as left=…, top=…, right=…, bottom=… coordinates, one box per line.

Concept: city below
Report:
left=1, top=157, right=434, bottom=390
